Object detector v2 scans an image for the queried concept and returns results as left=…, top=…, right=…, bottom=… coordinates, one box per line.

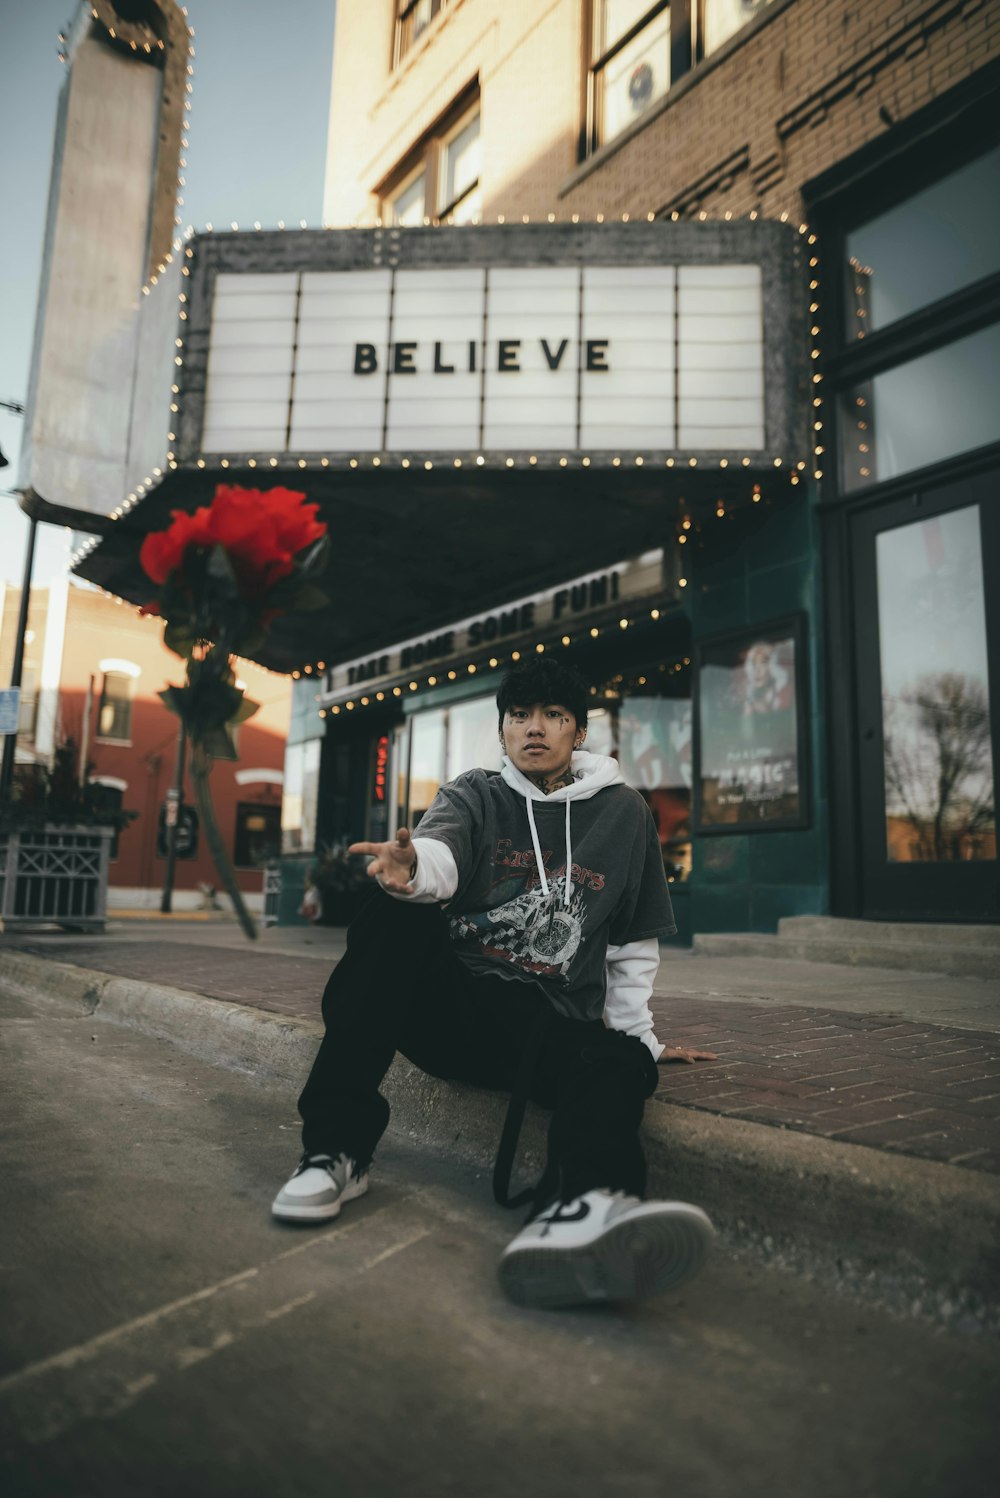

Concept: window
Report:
left=381, top=96, right=480, bottom=227
left=282, top=738, right=321, bottom=853
left=97, top=671, right=133, bottom=742
left=587, top=1, right=780, bottom=153
left=393, top=694, right=499, bottom=829
left=17, top=663, right=38, bottom=738
left=699, top=0, right=773, bottom=59
left=591, top=2, right=672, bottom=151
left=234, top=802, right=282, bottom=868
left=386, top=169, right=427, bottom=227
left=591, top=669, right=693, bottom=882
left=394, top=0, right=445, bottom=67
left=840, top=323, right=1000, bottom=489
left=438, top=110, right=481, bottom=222
left=820, top=139, right=1000, bottom=494
left=844, top=144, right=1000, bottom=341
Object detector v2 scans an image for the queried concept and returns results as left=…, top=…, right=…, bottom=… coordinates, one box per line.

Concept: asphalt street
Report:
left=2, top=983, right=998, bottom=1498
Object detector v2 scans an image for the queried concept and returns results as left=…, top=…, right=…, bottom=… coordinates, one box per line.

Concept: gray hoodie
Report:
left=388, top=751, right=675, bottom=1032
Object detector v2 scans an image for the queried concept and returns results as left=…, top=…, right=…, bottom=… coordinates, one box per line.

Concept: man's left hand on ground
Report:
left=657, top=1046, right=718, bottom=1064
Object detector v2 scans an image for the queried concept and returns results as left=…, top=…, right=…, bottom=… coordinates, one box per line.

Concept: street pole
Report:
left=79, top=673, right=94, bottom=786
left=0, top=513, right=38, bottom=802
left=160, top=721, right=187, bottom=913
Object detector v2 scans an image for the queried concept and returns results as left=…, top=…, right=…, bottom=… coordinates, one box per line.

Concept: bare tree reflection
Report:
left=883, top=672, right=995, bottom=862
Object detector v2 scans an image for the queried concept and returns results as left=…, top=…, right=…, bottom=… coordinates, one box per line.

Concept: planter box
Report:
left=0, top=824, right=113, bottom=932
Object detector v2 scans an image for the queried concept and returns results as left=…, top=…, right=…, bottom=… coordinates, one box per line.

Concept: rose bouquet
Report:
left=139, top=484, right=329, bottom=937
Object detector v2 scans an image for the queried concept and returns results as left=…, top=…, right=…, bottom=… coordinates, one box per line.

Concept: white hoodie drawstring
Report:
left=525, top=796, right=549, bottom=899
left=523, top=793, right=574, bottom=906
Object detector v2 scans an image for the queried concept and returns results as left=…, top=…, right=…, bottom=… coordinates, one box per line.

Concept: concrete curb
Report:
left=4, top=948, right=999, bottom=1332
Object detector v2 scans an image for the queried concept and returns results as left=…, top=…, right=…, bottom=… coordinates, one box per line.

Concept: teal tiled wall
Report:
left=687, top=490, right=829, bottom=936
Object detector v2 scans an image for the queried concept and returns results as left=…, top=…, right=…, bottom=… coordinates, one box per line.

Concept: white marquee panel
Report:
left=203, top=262, right=770, bottom=454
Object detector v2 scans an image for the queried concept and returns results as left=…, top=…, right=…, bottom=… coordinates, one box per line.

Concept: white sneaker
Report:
left=498, top=1189, right=714, bottom=1308
left=271, top=1152, right=369, bottom=1223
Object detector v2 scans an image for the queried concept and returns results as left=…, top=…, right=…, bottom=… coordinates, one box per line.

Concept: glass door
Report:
left=851, top=469, right=999, bottom=920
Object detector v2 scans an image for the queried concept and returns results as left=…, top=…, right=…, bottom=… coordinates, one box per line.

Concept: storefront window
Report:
left=845, top=145, right=1000, bottom=340
left=394, top=682, right=692, bottom=881
left=445, top=695, right=500, bottom=782
left=396, top=695, right=500, bottom=828
left=876, top=506, right=995, bottom=864
left=840, top=321, right=1000, bottom=491
left=282, top=739, right=320, bottom=853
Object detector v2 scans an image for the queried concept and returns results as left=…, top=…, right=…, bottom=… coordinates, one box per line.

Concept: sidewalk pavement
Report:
left=6, top=913, right=999, bottom=1175
left=3, top=913, right=999, bottom=1327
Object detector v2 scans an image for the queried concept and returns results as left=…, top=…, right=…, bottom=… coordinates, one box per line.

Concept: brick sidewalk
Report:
left=653, top=996, right=1000, bottom=1175
left=9, top=936, right=1000, bottom=1178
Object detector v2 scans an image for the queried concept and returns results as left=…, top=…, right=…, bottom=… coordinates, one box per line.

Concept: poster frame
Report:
left=693, top=612, right=811, bottom=836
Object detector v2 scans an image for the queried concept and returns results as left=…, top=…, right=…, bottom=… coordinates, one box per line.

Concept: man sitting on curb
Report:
left=273, top=658, right=717, bottom=1309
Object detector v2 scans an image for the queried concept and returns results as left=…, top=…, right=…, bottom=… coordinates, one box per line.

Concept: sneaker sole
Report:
left=271, top=1175, right=369, bottom=1223
left=498, top=1203, right=713, bottom=1309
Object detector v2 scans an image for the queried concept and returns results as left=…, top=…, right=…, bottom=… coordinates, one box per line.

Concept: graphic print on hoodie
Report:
left=411, top=751, right=675, bottom=1024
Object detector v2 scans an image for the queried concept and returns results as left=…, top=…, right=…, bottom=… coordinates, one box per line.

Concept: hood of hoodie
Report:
left=500, top=749, right=625, bottom=803
left=499, top=751, right=625, bottom=905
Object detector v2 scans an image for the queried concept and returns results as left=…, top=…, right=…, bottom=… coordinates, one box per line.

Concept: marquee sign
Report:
left=202, top=264, right=766, bottom=455
left=316, top=549, right=667, bottom=703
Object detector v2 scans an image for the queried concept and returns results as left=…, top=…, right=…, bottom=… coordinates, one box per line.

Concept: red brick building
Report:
left=1, top=579, right=290, bottom=911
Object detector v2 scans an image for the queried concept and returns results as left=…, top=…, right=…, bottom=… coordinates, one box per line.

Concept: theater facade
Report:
left=70, top=217, right=849, bottom=938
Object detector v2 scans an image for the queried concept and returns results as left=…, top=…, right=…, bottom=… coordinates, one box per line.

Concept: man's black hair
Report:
left=496, top=657, right=590, bottom=730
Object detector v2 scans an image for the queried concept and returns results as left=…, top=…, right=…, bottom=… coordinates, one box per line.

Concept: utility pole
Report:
left=0, top=397, right=30, bottom=800
left=160, top=722, right=187, bottom=913
left=0, top=511, right=36, bottom=804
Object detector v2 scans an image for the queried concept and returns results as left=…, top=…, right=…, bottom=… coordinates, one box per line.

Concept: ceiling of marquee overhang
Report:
left=72, top=464, right=795, bottom=675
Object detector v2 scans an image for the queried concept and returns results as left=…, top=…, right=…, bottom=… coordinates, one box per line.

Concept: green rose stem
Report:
left=189, top=740, right=258, bottom=942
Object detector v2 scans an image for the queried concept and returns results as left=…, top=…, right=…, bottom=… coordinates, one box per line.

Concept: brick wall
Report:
left=564, top=0, right=1000, bottom=221
left=325, top=0, right=1000, bottom=226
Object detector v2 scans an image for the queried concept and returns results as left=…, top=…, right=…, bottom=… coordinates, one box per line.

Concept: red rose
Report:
left=139, top=505, right=214, bottom=585
left=139, top=484, right=327, bottom=608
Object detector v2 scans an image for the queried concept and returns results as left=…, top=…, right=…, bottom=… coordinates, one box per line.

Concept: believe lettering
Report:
left=353, top=339, right=610, bottom=374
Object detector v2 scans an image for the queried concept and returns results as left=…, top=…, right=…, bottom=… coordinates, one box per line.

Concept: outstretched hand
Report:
left=657, top=1045, right=718, bottom=1065
left=349, top=827, right=418, bottom=893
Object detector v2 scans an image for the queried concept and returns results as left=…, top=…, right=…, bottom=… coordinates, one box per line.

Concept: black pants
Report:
left=298, top=891, right=659, bottom=1207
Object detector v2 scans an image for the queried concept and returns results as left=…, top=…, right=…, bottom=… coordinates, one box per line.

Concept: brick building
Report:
left=70, top=0, right=1000, bottom=931
left=1, top=580, right=290, bottom=911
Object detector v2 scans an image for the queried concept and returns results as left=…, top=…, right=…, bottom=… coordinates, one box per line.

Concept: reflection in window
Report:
left=592, top=2, right=671, bottom=149
left=234, top=802, right=282, bottom=868
left=876, top=506, right=995, bottom=863
left=700, top=0, right=773, bottom=57
left=845, top=145, right=1000, bottom=340
left=840, top=321, right=1000, bottom=490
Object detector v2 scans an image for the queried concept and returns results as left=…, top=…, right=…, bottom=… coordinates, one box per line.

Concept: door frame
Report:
left=831, top=460, right=1000, bottom=922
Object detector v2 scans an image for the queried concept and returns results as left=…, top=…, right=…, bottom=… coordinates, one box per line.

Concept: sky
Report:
left=0, top=0, right=336, bottom=587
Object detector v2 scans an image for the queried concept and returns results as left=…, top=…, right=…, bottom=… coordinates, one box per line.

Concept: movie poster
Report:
left=695, top=620, right=808, bottom=831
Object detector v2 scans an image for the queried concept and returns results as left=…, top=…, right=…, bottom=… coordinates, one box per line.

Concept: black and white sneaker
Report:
left=271, top=1152, right=369, bottom=1223
left=497, top=1189, right=714, bottom=1308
